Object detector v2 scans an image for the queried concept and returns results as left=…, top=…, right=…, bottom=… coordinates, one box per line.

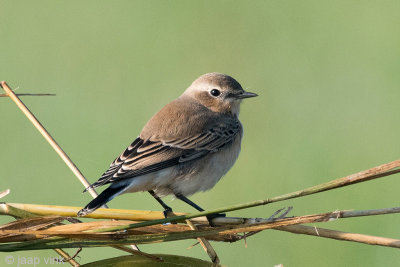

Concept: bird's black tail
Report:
left=77, top=185, right=125, bottom=217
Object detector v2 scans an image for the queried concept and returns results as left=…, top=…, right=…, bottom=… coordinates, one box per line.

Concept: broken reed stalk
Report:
left=2, top=204, right=400, bottom=245
left=2, top=206, right=400, bottom=251
left=1, top=203, right=187, bottom=222
left=275, top=225, right=400, bottom=248
left=186, top=220, right=220, bottom=264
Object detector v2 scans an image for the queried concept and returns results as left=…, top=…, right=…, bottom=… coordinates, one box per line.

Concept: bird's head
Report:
left=182, top=72, right=257, bottom=115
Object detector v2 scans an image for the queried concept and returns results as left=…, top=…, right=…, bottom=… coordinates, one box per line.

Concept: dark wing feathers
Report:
left=88, top=139, right=180, bottom=189
left=165, top=120, right=241, bottom=152
left=87, top=118, right=241, bottom=190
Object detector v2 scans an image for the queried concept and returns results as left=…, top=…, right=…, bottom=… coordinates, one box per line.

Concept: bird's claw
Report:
left=162, top=207, right=173, bottom=218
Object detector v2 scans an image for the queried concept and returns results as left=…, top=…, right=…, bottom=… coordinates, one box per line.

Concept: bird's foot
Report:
left=162, top=207, right=178, bottom=225
left=206, top=213, right=226, bottom=227
left=163, top=207, right=173, bottom=218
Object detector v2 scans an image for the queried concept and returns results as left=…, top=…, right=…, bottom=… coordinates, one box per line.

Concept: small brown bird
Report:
left=78, top=73, right=257, bottom=223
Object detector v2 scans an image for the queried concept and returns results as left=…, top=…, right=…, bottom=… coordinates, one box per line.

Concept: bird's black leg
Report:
left=175, top=194, right=204, bottom=211
left=148, top=190, right=173, bottom=218
left=174, top=193, right=225, bottom=227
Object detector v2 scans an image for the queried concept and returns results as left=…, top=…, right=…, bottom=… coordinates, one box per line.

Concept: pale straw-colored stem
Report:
left=0, top=81, right=97, bottom=199
left=186, top=220, right=220, bottom=265
left=275, top=225, right=400, bottom=248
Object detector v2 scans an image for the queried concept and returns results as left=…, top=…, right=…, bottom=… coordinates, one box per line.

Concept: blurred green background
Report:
left=1, top=1, right=400, bottom=266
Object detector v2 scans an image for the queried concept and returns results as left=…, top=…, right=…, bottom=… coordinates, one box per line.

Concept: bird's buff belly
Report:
left=121, top=136, right=242, bottom=197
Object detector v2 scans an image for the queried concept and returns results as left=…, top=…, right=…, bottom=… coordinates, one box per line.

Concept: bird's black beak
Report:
left=237, top=91, right=258, bottom=99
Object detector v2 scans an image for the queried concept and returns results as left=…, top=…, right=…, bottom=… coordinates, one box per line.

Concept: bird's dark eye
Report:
left=210, top=89, right=221, bottom=97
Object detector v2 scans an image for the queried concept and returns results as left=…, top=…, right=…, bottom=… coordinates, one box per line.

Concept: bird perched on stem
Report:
left=78, top=73, right=257, bottom=225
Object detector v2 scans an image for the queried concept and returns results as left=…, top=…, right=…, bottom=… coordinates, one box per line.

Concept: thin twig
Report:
left=0, top=93, right=55, bottom=97
left=186, top=220, right=219, bottom=265
left=54, top=248, right=81, bottom=266
left=275, top=225, right=400, bottom=249
left=108, top=245, right=163, bottom=262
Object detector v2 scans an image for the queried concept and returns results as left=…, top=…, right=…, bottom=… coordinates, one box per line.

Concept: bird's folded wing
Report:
left=87, top=119, right=241, bottom=189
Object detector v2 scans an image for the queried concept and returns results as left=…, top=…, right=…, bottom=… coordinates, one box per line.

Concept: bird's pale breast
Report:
left=169, top=131, right=243, bottom=196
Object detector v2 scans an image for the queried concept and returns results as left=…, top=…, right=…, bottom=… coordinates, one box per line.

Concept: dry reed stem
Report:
left=4, top=203, right=399, bottom=225
left=0, top=218, right=240, bottom=243
left=53, top=249, right=80, bottom=267
left=2, top=203, right=188, bottom=222
left=1, top=206, right=400, bottom=251
left=275, top=225, right=400, bottom=248
left=186, top=220, right=220, bottom=265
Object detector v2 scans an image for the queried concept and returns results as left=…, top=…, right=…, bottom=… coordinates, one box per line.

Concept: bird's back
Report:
left=140, top=95, right=222, bottom=141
